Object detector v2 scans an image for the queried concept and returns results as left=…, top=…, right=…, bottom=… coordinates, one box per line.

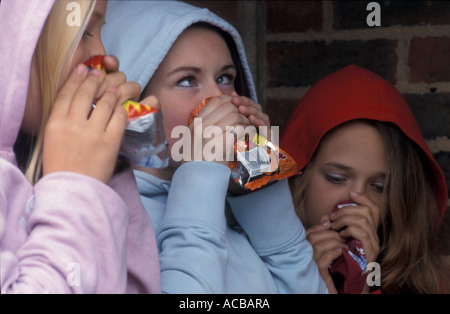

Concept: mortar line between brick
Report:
left=322, top=0, right=333, bottom=33
left=396, top=37, right=410, bottom=86
left=265, top=86, right=311, bottom=99
left=266, top=82, right=450, bottom=99
left=426, top=136, right=450, bottom=153
left=266, top=25, right=450, bottom=43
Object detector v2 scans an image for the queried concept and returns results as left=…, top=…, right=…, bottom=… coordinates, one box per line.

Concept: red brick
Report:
left=403, top=93, right=450, bottom=138
left=266, top=39, right=397, bottom=87
left=408, top=36, right=450, bottom=83
left=334, top=1, right=450, bottom=30
left=184, top=0, right=239, bottom=22
left=266, top=1, right=322, bottom=33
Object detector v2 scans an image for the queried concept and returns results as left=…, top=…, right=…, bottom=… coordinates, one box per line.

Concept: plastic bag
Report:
left=84, top=56, right=168, bottom=168
left=329, top=201, right=369, bottom=294
left=189, top=97, right=298, bottom=190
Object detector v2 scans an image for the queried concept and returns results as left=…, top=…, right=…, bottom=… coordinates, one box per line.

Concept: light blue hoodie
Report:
left=102, top=0, right=327, bottom=294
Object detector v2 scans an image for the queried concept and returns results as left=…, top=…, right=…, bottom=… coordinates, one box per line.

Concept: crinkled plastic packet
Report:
left=329, top=201, right=368, bottom=294
left=84, top=56, right=168, bottom=168
left=189, top=97, right=298, bottom=191
left=85, top=55, right=107, bottom=74
left=121, top=100, right=169, bottom=168
left=229, top=132, right=297, bottom=190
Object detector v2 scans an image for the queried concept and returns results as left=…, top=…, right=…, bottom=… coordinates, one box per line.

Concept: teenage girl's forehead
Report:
left=91, top=1, right=107, bottom=22
left=164, top=27, right=232, bottom=64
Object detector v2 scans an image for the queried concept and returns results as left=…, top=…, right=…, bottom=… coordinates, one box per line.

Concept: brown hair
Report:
left=290, top=120, right=450, bottom=293
left=187, top=22, right=251, bottom=98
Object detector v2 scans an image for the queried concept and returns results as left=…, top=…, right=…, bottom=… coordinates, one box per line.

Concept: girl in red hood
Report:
left=281, top=65, right=449, bottom=294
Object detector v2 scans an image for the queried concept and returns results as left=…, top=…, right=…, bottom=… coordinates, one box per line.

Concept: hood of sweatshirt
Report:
left=101, top=0, right=257, bottom=102
left=280, top=65, right=448, bottom=218
left=0, top=0, right=55, bottom=165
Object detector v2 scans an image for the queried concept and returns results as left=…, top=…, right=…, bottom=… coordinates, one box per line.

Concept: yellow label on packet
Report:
left=122, top=100, right=157, bottom=120
left=252, top=133, right=268, bottom=148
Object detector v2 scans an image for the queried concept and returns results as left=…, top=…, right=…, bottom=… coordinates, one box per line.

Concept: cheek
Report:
left=58, top=46, right=89, bottom=90
left=161, top=102, right=196, bottom=147
left=164, top=115, right=188, bottom=147
left=366, top=190, right=384, bottom=214
left=221, top=85, right=236, bottom=96
left=304, top=173, right=338, bottom=226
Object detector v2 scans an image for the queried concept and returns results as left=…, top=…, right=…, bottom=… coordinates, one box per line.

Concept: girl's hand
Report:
left=95, top=55, right=141, bottom=106
left=187, top=94, right=249, bottom=165
left=329, top=191, right=381, bottom=264
left=306, top=215, right=347, bottom=294
left=231, top=92, right=271, bottom=139
left=43, top=63, right=128, bottom=184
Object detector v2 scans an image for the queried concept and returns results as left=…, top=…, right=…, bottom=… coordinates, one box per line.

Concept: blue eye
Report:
left=217, top=74, right=234, bottom=85
left=177, top=76, right=195, bottom=88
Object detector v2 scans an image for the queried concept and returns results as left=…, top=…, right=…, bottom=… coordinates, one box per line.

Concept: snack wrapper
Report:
left=85, top=55, right=107, bottom=74
left=84, top=56, right=168, bottom=168
left=121, top=100, right=169, bottom=168
left=189, top=97, right=298, bottom=191
left=329, top=201, right=368, bottom=294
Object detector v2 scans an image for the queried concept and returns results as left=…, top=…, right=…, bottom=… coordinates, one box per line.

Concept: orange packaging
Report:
left=188, top=97, right=299, bottom=191
left=85, top=55, right=107, bottom=74
left=188, top=96, right=212, bottom=125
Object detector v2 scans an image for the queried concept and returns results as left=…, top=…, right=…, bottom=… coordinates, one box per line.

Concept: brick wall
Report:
left=186, top=0, right=450, bottom=253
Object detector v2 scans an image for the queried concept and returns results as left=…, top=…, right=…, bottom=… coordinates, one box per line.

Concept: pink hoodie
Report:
left=0, top=0, right=161, bottom=293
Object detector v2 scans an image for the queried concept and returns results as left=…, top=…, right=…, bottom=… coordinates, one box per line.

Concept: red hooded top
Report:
left=280, top=65, right=448, bottom=219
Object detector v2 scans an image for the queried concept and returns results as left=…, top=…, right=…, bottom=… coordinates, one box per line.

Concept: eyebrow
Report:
left=167, top=65, right=236, bottom=78
left=324, top=162, right=352, bottom=171
left=324, top=162, right=386, bottom=178
left=89, top=10, right=105, bottom=25
left=168, top=67, right=200, bottom=77
left=221, top=65, right=237, bottom=72
left=93, top=11, right=105, bottom=20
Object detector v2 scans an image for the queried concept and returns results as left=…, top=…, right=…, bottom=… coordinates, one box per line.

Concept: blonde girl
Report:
left=1, top=0, right=160, bottom=293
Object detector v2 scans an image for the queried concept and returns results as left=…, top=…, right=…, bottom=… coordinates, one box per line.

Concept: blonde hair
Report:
left=289, top=120, right=450, bottom=293
left=25, top=0, right=97, bottom=183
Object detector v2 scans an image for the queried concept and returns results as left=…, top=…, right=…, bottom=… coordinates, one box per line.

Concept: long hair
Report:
left=374, top=122, right=449, bottom=293
left=23, top=0, right=96, bottom=183
left=289, top=120, right=450, bottom=293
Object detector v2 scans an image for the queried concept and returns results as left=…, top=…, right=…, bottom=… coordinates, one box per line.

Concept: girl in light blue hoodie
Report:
left=102, top=0, right=327, bottom=294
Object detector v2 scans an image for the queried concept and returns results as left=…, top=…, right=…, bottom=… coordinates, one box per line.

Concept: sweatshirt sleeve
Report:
left=1, top=171, right=129, bottom=294
left=157, top=161, right=230, bottom=293
left=227, top=179, right=328, bottom=294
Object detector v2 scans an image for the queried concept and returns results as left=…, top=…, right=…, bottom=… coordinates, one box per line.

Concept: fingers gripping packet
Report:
left=189, top=97, right=298, bottom=190
left=329, top=201, right=369, bottom=294
left=84, top=56, right=168, bottom=168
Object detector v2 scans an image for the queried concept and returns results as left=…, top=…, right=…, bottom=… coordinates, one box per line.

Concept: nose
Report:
left=203, top=81, right=225, bottom=99
left=350, top=180, right=366, bottom=196
left=90, top=38, right=106, bottom=57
